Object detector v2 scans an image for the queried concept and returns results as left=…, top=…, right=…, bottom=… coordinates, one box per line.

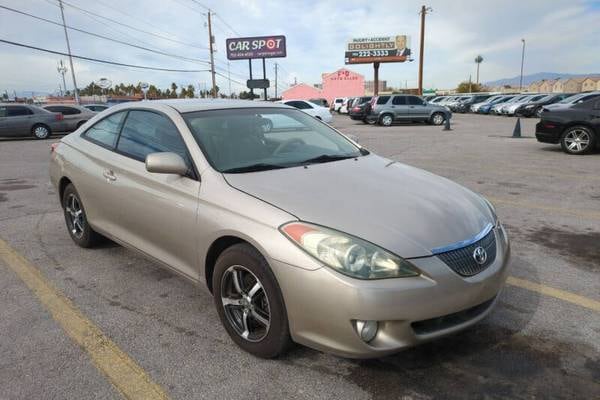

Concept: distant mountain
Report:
left=485, top=72, right=600, bottom=87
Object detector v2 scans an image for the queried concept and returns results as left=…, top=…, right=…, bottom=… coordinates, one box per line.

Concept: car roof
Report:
left=147, top=99, right=290, bottom=113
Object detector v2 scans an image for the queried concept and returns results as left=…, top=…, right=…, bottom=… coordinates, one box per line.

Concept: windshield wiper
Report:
left=222, top=163, right=287, bottom=173
left=299, top=154, right=357, bottom=165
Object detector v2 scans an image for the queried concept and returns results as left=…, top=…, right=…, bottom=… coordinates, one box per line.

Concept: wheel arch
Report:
left=205, top=235, right=267, bottom=293
left=58, top=176, right=73, bottom=202
left=561, top=121, right=597, bottom=136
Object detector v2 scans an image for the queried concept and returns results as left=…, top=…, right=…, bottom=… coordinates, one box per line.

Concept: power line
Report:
left=52, top=0, right=209, bottom=50
left=0, top=38, right=209, bottom=72
left=0, top=5, right=212, bottom=65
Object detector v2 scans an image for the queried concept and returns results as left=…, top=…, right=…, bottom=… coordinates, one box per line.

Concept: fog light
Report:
left=356, top=320, right=378, bottom=343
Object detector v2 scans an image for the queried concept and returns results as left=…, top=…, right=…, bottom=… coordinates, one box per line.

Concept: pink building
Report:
left=280, top=83, right=321, bottom=101
left=281, top=68, right=365, bottom=105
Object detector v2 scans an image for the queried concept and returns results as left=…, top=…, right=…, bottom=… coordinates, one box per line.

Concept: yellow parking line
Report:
left=0, top=238, right=170, bottom=400
left=507, top=276, right=600, bottom=312
left=487, top=196, right=600, bottom=220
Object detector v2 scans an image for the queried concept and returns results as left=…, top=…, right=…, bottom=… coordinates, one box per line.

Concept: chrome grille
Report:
left=436, top=230, right=497, bottom=276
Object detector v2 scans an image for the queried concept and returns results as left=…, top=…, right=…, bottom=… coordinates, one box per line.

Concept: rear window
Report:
left=335, top=99, right=343, bottom=103
left=376, top=96, right=390, bottom=105
left=83, top=111, right=126, bottom=148
left=6, top=106, right=32, bottom=116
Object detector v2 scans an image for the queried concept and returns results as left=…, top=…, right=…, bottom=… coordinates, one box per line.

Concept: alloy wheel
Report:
left=34, top=126, right=49, bottom=139
left=220, top=265, right=270, bottom=342
left=432, top=114, right=444, bottom=125
left=65, top=193, right=85, bottom=239
left=381, top=115, right=393, bottom=126
left=564, top=129, right=590, bottom=153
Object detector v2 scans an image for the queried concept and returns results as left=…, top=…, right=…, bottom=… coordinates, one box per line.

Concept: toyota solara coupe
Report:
left=49, top=99, right=510, bottom=358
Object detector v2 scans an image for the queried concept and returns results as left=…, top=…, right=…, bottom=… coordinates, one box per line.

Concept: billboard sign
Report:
left=345, top=35, right=411, bottom=64
left=247, top=79, right=270, bottom=89
left=226, top=35, right=286, bottom=60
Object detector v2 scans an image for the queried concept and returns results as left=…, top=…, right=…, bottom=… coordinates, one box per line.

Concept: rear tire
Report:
left=32, top=124, right=51, bottom=139
left=379, top=113, right=394, bottom=126
left=213, top=243, right=291, bottom=358
left=62, top=183, right=103, bottom=247
left=430, top=112, right=445, bottom=125
left=560, top=126, right=596, bottom=155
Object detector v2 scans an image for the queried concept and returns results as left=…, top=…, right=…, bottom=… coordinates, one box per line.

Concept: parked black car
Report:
left=536, top=97, right=600, bottom=155
left=348, top=96, right=373, bottom=122
left=453, top=94, right=492, bottom=113
left=516, top=93, right=574, bottom=118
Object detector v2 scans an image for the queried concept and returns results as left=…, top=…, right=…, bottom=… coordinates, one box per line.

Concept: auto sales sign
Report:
left=226, top=35, right=287, bottom=60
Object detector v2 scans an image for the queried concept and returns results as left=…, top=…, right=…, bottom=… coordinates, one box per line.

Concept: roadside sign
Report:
left=247, top=79, right=270, bottom=89
left=226, top=35, right=286, bottom=60
left=345, top=35, right=411, bottom=64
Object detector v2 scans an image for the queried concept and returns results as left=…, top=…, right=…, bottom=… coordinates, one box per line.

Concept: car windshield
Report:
left=183, top=107, right=364, bottom=173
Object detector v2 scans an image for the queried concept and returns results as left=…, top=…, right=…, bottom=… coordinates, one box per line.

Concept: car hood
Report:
left=224, top=154, right=493, bottom=258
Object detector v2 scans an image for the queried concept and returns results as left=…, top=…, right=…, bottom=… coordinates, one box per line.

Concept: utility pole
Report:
left=57, top=60, right=67, bottom=97
left=207, top=11, right=217, bottom=98
left=227, top=61, right=232, bottom=98
left=519, top=39, right=526, bottom=91
left=274, top=63, right=278, bottom=99
left=417, top=5, right=432, bottom=96
left=58, top=0, right=79, bottom=104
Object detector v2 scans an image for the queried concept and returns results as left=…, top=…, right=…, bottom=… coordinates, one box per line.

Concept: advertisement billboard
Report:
left=226, top=35, right=287, bottom=60
left=345, top=35, right=411, bottom=64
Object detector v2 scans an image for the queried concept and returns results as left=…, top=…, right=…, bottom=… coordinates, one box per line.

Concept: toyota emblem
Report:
left=473, top=247, right=487, bottom=265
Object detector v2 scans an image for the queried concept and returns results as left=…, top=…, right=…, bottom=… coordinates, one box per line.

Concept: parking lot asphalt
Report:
left=0, top=113, right=598, bottom=399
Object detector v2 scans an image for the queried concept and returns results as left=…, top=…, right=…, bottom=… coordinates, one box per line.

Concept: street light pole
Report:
left=58, top=0, right=79, bottom=104
left=519, top=39, right=526, bottom=91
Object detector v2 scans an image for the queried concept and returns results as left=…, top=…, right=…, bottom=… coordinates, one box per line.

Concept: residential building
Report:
left=539, top=79, right=557, bottom=93
left=563, top=78, right=586, bottom=93
left=581, top=77, right=600, bottom=92
left=552, top=80, right=564, bottom=93
left=527, top=81, right=541, bottom=93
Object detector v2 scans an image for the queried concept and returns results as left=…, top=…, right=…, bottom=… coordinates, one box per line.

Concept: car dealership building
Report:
left=282, top=68, right=365, bottom=104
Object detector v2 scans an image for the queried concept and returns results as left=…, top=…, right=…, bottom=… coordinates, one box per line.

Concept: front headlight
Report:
left=280, top=222, right=420, bottom=279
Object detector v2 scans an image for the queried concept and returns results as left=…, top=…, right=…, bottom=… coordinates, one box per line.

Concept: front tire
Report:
left=560, top=126, right=596, bottom=155
left=62, top=183, right=103, bottom=247
left=32, top=124, right=51, bottom=139
left=213, top=243, right=291, bottom=358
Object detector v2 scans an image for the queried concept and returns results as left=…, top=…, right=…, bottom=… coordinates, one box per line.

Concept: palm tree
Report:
left=475, top=55, right=484, bottom=84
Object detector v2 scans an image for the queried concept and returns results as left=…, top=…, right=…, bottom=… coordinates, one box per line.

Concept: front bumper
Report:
left=270, top=225, right=511, bottom=358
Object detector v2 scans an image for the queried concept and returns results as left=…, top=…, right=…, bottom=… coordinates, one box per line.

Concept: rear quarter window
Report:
left=376, top=96, right=390, bottom=105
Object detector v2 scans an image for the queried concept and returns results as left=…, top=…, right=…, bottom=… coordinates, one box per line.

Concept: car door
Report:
left=390, top=96, right=410, bottom=120
left=75, top=111, right=129, bottom=236
left=0, top=106, right=7, bottom=136
left=3, top=105, right=34, bottom=136
left=111, top=109, right=201, bottom=279
left=407, top=96, right=429, bottom=119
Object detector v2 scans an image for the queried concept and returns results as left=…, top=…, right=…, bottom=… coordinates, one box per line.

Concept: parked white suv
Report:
left=281, top=100, right=333, bottom=123
left=331, top=97, right=346, bottom=113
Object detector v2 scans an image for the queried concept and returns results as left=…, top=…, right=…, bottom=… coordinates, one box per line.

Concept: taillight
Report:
left=50, top=142, right=60, bottom=153
left=55, top=113, right=64, bottom=121
left=544, top=123, right=557, bottom=129
left=352, top=107, right=360, bottom=112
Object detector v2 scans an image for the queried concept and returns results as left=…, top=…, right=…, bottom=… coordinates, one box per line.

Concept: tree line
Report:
left=75, top=81, right=260, bottom=100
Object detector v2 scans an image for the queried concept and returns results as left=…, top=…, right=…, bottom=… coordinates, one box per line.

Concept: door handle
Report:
left=102, top=169, right=116, bottom=181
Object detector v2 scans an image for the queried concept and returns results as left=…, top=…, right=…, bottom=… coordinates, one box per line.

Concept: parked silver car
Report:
left=0, top=103, right=63, bottom=139
left=42, top=104, right=97, bottom=132
left=366, top=95, right=452, bottom=126
left=49, top=99, right=510, bottom=358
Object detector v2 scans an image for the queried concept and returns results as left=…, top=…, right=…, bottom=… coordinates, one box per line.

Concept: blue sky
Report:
left=1, top=0, right=599, bottom=95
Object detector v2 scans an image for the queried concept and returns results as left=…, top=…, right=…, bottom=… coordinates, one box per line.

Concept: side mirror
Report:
left=145, top=152, right=188, bottom=175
